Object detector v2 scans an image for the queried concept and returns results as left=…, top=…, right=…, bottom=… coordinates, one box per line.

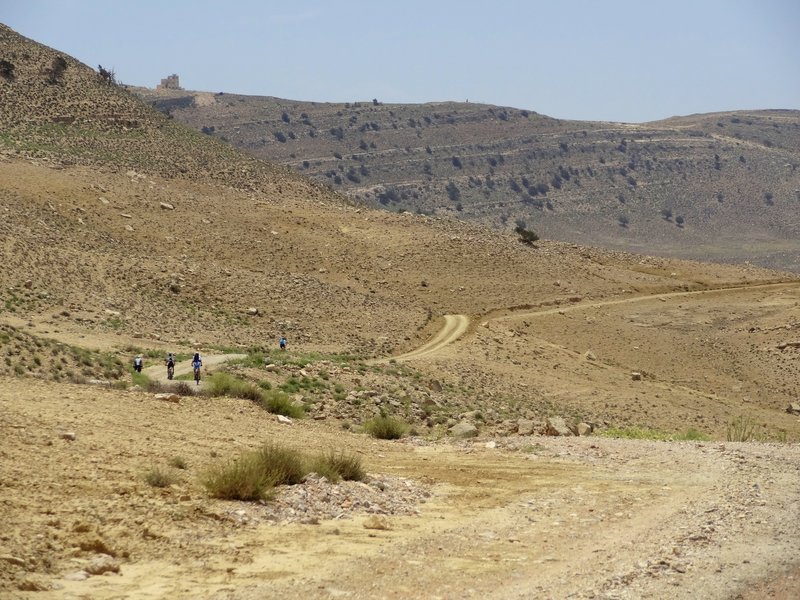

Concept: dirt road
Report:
left=142, top=354, right=247, bottom=387
left=4, top=377, right=799, bottom=599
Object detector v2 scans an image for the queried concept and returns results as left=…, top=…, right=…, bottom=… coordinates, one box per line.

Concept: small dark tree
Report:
left=451, top=156, right=463, bottom=169
left=445, top=181, right=461, bottom=202
left=661, top=208, right=673, bottom=221
left=515, top=225, right=539, bottom=245
left=274, top=131, right=287, bottom=143
left=372, top=98, right=379, bottom=106
left=46, top=56, right=68, bottom=85
left=764, top=192, right=774, bottom=205
left=281, top=112, right=290, bottom=123
left=618, top=214, right=629, bottom=228
left=0, top=59, right=16, bottom=81
left=97, top=64, right=116, bottom=85
left=675, top=215, right=685, bottom=227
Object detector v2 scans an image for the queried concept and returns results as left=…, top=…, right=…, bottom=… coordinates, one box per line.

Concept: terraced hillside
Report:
left=134, top=88, right=800, bottom=272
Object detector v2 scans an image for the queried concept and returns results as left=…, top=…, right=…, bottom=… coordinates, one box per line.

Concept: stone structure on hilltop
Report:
left=157, top=74, right=181, bottom=90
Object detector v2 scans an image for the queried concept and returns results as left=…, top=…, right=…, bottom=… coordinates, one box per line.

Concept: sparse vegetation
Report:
left=363, top=415, right=408, bottom=439
left=144, top=466, right=178, bottom=488
left=515, top=225, right=539, bottom=245
left=261, top=389, right=305, bottom=418
left=202, top=442, right=365, bottom=501
left=726, top=415, right=757, bottom=442
left=202, top=451, right=278, bottom=501
left=46, top=56, right=68, bottom=85
left=599, top=427, right=710, bottom=441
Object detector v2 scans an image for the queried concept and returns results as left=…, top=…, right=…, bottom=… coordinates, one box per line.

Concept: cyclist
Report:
left=165, top=352, right=175, bottom=380
left=279, top=336, right=287, bottom=351
left=192, top=352, right=203, bottom=384
left=133, top=355, right=143, bottom=373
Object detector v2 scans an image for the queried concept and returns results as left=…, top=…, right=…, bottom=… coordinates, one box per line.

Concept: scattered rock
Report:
left=63, top=571, right=90, bottom=581
left=428, top=379, right=443, bottom=392
left=60, top=431, right=76, bottom=441
left=787, top=403, right=800, bottom=415
left=85, top=554, right=120, bottom=575
left=247, top=307, right=259, bottom=316
left=584, top=350, right=597, bottom=361
left=631, top=371, right=642, bottom=381
left=159, top=202, right=175, bottom=210
left=576, top=422, right=593, bottom=436
left=777, top=341, right=800, bottom=350
left=154, top=393, right=180, bottom=403
left=517, top=419, right=535, bottom=436
left=450, top=421, right=479, bottom=438
left=276, top=415, right=292, bottom=425
left=0, top=554, right=26, bottom=567
left=18, top=577, right=51, bottom=591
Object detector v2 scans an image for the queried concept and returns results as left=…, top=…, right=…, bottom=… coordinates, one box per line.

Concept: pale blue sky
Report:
left=3, top=0, right=798, bottom=123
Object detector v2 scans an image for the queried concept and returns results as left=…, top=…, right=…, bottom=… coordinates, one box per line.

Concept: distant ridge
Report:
left=133, top=84, right=800, bottom=272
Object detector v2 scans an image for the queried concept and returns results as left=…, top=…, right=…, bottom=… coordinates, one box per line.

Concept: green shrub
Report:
left=262, top=390, right=304, bottom=418
left=169, top=456, right=188, bottom=470
left=363, top=415, right=407, bottom=440
left=202, top=452, right=277, bottom=501
left=675, top=428, right=709, bottom=441
left=205, top=372, right=238, bottom=396
left=599, top=426, right=710, bottom=441
left=144, top=466, right=178, bottom=488
left=205, top=372, right=264, bottom=402
left=255, top=443, right=308, bottom=485
left=308, top=457, right=341, bottom=483
left=314, top=451, right=365, bottom=482
left=598, top=426, right=672, bottom=440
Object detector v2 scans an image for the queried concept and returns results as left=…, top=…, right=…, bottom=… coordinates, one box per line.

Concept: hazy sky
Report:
left=3, top=0, right=798, bottom=123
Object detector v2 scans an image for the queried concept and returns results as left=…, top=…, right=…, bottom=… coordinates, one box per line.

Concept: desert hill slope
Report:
left=133, top=86, right=800, bottom=272
left=1, top=21, right=799, bottom=434
left=3, top=23, right=800, bottom=600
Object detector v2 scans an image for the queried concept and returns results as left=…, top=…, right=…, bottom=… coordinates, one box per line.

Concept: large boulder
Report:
left=517, top=419, right=536, bottom=436
left=545, top=416, right=573, bottom=437
left=449, top=422, right=479, bottom=439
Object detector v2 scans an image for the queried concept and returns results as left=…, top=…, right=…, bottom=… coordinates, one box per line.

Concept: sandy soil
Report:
left=3, top=370, right=800, bottom=600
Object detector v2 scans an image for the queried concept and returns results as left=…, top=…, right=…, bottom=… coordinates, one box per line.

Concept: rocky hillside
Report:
left=132, top=87, right=800, bottom=272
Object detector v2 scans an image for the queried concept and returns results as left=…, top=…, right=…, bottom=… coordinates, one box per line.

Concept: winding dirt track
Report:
left=388, top=314, right=470, bottom=362
left=391, top=281, right=798, bottom=362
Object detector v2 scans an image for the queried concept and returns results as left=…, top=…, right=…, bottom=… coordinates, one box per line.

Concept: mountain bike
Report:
left=194, top=366, right=201, bottom=385
left=167, top=363, right=174, bottom=380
